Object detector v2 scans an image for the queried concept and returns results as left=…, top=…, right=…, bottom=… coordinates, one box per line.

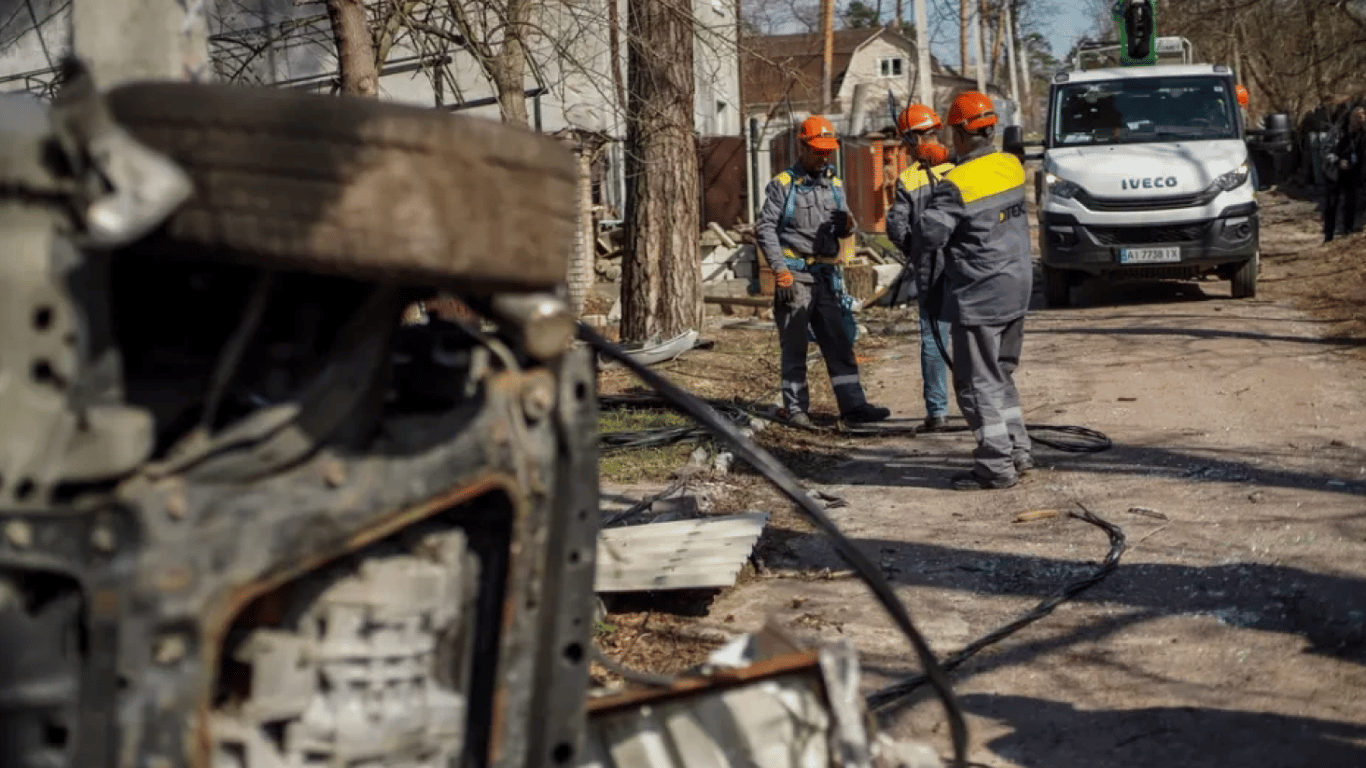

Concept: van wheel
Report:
left=1043, top=265, right=1072, bottom=308
left=1230, top=253, right=1259, bottom=298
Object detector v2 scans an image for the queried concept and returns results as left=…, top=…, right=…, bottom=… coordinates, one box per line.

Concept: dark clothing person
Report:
left=887, top=160, right=956, bottom=427
left=756, top=159, right=888, bottom=426
left=1325, top=118, right=1366, bottom=242
left=919, top=141, right=1034, bottom=488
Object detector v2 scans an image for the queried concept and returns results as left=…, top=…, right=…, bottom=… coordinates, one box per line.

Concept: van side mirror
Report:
left=1003, top=125, right=1043, bottom=162
left=1003, top=125, right=1024, bottom=155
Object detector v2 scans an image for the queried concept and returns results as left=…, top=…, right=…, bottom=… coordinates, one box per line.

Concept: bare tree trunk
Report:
left=622, top=0, right=701, bottom=342
left=443, top=0, right=532, bottom=125
left=491, top=0, right=532, bottom=125
left=328, top=0, right=379, bottom=96
left=1303, top=0, right=1328, bottom=107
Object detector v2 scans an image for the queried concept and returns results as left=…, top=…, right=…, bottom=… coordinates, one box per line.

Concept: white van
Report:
left=1010, top=64, right=1262, bottom=307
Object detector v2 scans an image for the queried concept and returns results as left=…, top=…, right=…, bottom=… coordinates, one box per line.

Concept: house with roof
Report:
left=740, top=27, right=1011, bottom=228
left=0, top=0, right=742, bottom=229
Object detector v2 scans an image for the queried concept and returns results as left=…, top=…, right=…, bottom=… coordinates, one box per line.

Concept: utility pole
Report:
left=1004, top=1, right=1020, bottom=111
left=895, top=0, right=904, bottom=34
left=1019, top=8, right=1034, bottom=131
left=914, top=0, right=933, bottom=106
left=960, top=0, right=970, bottom=77
left=821, top=0, right=835, bottom=114
left=973, top=0, right=986, bottom=92
left=73, top=0, right=212, bottom=86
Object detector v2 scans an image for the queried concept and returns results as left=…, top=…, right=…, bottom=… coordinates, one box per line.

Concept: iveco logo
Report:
left=1122, top=176, right=1179, bottom=190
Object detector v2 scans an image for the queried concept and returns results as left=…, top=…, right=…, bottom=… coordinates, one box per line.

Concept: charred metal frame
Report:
left=0, top=84, right=599, bottom=768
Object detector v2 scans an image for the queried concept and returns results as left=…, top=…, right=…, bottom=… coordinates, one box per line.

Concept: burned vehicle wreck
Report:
left=0, top=66, right=598, bottom=768
left=0, top=62, right=984, bottom=768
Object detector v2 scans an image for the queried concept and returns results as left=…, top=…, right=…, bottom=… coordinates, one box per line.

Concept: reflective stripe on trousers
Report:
left=951, top=317, right=1031, bottom=482
left=775, top=276, right=866, bottom=416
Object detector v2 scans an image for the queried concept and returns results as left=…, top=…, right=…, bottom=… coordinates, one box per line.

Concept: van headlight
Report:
left=1210, top=162, right=1250, bottom=192
left=1045, top=173, right=1081, bottom=200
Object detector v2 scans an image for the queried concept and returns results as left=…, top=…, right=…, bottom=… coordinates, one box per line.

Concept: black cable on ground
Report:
left=581, top=323, right=970, bottom=768
left=865, top=505, right=1127, bottom=710
left=599, top=392, right=1113, bottom=454
left=598, top=396, right=754, bottom=452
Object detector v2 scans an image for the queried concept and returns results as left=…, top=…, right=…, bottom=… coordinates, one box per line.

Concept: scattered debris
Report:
left=1014, top=509, right=1062, bottom=523
left=595, top=512, right=770, bottom=593
left=585, top=621, right=942, bottom=768
left=600, top=329, right=700, bottom=367
left=812, top=490, right=849, bottom=509
left=1125, top=506, right=1170, bottom=521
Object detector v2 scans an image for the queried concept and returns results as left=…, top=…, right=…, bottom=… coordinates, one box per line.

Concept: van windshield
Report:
left=1051, top=76, right=1238, bottom=147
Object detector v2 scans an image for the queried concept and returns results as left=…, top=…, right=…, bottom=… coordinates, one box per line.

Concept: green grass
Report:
left=597, top=408, right=700, bottom=484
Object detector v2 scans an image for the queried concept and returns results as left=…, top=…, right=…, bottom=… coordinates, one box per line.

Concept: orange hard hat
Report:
left=947, top=91, right=998, bottom=132
left=798, top=115, right=840, bottom=151
left=1235, top=84, right=1249, bottom=107
left=897, top=104, right=942, bottom=134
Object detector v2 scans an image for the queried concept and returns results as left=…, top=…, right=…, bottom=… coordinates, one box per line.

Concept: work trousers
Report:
left=917, top=296, right=951, bottom=418
left=951, top=317, right=1031, bottom=483
left=775, top=274, right=867, bottom=416
left=1324, top=174, right=1361, bottom=241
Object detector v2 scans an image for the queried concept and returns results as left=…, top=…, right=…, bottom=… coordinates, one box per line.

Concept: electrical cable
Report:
left=866, top=505, right=1127, bottom=709
left=599, top=392, right=1112, bottom=454
left=580, top=323, right=970, bottom=768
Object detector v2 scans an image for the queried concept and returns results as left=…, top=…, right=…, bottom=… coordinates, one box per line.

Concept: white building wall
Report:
left=837, top=35, right=917, bottom=135
left=693, top=0, right=740, bottom=136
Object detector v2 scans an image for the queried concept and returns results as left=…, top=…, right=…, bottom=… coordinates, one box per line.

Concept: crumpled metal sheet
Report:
left=585, top=622, right=943, bottom=768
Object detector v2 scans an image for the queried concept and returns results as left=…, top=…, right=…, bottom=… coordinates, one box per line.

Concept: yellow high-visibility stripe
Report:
left=898, top=162, right=956, bottom=192
left=944, top=153, right=1025, bottom=203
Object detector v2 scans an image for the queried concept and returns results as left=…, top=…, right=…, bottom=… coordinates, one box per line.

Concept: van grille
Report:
left=1089, top=222, right=1211, bottom=245
left=1076, top=188, right=1218, bottom=211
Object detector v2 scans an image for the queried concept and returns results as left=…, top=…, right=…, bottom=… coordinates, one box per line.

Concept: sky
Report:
left=770, top=0, right=1099, bottom=71
left=911, top=0, right=1096, bottom=68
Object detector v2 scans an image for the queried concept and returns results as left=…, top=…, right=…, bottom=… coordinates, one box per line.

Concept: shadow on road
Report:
left=956, top=692, right=1366, bottom=768
left=743, top=432, right=1366, bottom=500
left=767, top=524, right=1366, bottom=667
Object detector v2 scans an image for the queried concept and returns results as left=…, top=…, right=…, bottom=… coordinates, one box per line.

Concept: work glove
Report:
left=829, top=210, right=852, bottom=236
left=775, top=269, right=797, bottom=304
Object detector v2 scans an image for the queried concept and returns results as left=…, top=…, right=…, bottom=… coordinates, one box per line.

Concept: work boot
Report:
left=918, top=415, right=948, bottom=433
left=841, top=403, right=891, bottom=424
left=950, top=472, right=1018, bottom=491
left=1014, top=454, right=1035, bottom=475
left=786, top=412, right=815, bottom=429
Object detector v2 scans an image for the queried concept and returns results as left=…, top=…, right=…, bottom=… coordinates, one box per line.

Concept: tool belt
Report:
left=782, top=248, right=844, bottom=272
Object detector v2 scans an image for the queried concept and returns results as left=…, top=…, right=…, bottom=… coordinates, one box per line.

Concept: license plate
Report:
left=1119, top=246, right=1181, bottom=264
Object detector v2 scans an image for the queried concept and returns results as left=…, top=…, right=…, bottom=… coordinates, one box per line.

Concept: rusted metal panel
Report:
left=841, top=136, right=914, bottom=235
left=699, top=136, right=748, bottom=230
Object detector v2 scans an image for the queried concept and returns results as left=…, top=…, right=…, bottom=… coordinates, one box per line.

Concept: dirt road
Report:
left=674, top=192, right=1366, bottom=766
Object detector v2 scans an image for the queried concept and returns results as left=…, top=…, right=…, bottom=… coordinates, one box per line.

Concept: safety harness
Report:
left=774, top=165, right=858, bottom=343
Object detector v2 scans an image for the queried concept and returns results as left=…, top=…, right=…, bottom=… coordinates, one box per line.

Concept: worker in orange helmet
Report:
left=917, top=91, right=1033, bottom=491
left=755, top=115, right=890, bottom=428
left=886, top=104, right=956, bottom=433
